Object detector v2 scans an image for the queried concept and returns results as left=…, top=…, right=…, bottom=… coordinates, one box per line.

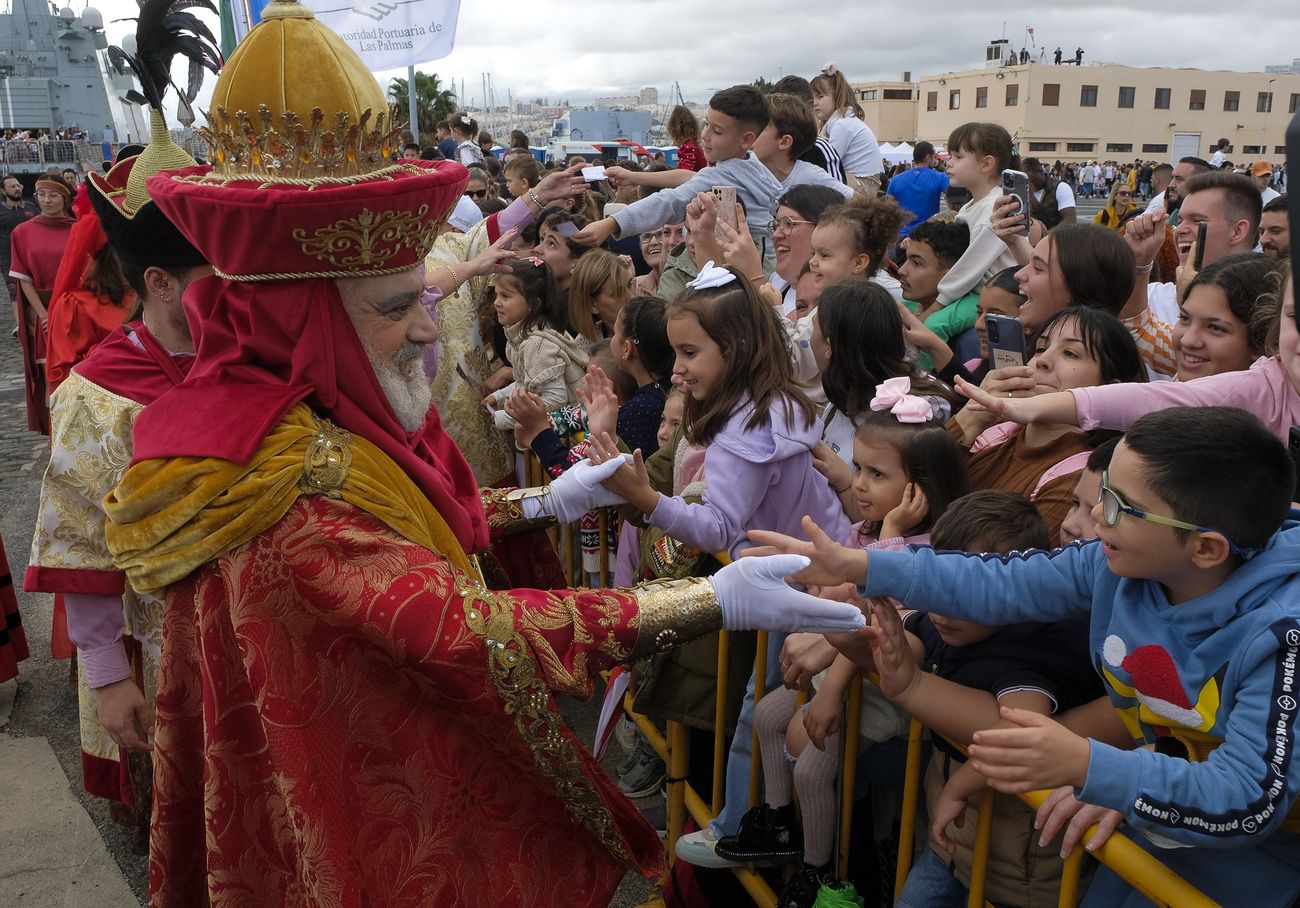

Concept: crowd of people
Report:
left=1, top=13, right=1298, bottom=907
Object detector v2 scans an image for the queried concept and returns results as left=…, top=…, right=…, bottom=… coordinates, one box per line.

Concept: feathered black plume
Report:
left=108, top=0, right=223, bottom=112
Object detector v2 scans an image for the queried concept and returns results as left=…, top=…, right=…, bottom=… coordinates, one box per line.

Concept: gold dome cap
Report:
left=198, top=0, right=400, bottom=178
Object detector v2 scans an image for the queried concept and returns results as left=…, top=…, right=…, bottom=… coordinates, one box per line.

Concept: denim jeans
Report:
left=710, top=632, right=784, bottom=837
left=896, top=849, right=1015, bottom=908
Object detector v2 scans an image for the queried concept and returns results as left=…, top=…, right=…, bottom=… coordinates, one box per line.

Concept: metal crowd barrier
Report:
left=519, top=451, right=1219, bottom=907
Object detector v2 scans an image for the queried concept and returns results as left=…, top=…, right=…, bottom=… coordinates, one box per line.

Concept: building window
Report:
left=949, top=89, right=961, bottom=110
left=1106, top=143, right=1133, bottom=153
left=1142, top=143, right=1169, bottom=154
left=1257, top=92, right=1273, bottom=113
left=883, top=88, right=913, bottom=100
left=1117, top=86, right=1134, bottom=108
left=1243, top=145, right=1263, bottom=155
left=927, top=91, right=937, bottom=111
left=1005, top=83, right=1019, bottom=106
left=976, top=86, right=988, bottom=108
left=1291, top=94, right=1300, bottom=114
left=1189, top=89, right=1206, bottom=110
left=1224, top=90, right=1239, bottom=111
left=861, top=89, right=877, bottom=100
left=1067, top=142, right=1095, bottom=152
left=1079, top=85, right=1098, bottom=107
left=1154, top=88, right=1171, bottom=110
left=1277, top=146, right=1289, bottom=155
left=1028, top=141, right=1058, bottom=152
left=1041, top=83, right=1060, bottom=106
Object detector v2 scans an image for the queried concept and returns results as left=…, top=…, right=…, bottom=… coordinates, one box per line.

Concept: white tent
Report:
left=882, top=141, right=913, bottom=165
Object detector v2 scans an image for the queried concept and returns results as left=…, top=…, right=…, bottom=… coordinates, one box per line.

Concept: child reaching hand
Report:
left=714, top=397, right=968, bottom=906
left=840, top=491, right=1102, bottom=908
left=485, top=257, right=590, bottom=430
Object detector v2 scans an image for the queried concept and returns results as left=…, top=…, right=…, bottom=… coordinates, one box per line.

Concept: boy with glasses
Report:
left=750, top=406, right=1300, bottom=907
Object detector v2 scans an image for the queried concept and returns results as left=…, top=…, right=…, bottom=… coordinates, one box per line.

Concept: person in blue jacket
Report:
left=749, top=405, right=1300, bottom=907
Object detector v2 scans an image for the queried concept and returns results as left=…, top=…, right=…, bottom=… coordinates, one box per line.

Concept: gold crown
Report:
left=197, top=0, right=402, bottom=178
left=198, top=105, right=401, bottom=179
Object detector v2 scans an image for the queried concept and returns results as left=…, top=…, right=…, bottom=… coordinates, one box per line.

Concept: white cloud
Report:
left=94, top=0, right=1300, bottom=115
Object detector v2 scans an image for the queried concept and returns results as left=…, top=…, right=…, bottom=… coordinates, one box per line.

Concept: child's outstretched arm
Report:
left=804, top=653, right=859, bottom=750
left=750, top=519, right=1098, bottom=627
left=929, top=689, right=1055, bottom=853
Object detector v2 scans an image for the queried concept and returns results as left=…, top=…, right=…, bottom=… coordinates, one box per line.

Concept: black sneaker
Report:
left=776, top=865, right=826, bottom=908
left=713, top=803, right=801, bottom=866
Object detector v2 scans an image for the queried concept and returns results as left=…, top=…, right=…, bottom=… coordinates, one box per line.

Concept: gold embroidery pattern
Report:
left=425, top=230, right=512, bottom=483
left=458, top=581, right=630, bottom=862
left=198, top=105, right=401, bottom=179
left=34, top=373, right=165, bottom=768
left=293, top=205, right=439, bottom=271
left=630, top=579, right=723, bottom=659
left=300, top=417, right=353, bottom=498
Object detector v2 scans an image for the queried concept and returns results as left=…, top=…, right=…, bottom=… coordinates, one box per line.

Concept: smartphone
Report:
left=1288, top=107, right=1299, bottom=336
left=1001, top=169, right=1031, bottom=237
left=711, top=184, right=738, bottom=239
left=985, top=313, right=1027, bottom=370
left=1290, top=426, right=1300, bottom=502
left=1194, top=221, right=1208, bottom=270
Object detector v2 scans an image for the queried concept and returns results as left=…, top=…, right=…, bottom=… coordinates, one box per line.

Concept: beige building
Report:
left=855, top=80, right=918, bottom=144
left=855, top=59, right=1300, bottom=164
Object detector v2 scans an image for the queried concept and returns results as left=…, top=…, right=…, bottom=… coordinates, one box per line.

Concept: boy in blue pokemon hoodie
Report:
left=750, top=406, right=1300, bottom=907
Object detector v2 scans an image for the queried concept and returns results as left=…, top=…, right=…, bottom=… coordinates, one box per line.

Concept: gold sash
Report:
left=104, top=403, right=476, bottom=593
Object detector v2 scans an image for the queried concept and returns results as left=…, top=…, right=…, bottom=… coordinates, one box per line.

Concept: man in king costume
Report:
left=101, top=3, right=864, bottom=905
left=25, top=0, right=219, bottom=824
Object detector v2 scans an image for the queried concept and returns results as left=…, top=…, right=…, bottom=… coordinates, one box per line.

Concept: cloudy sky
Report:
left=91, top=0, right=1300, bottom=110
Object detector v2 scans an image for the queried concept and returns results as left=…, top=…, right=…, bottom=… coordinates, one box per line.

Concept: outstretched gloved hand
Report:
left=520, top=455, right=632, bottom=525
left=710, top=554, right=867, bottom=634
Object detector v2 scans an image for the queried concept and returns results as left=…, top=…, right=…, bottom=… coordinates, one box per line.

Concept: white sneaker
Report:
left=673, top=827, right=743, bottom=869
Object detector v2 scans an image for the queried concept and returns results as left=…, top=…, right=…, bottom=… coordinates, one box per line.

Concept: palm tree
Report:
left=388, top=72, right=458, bottom=142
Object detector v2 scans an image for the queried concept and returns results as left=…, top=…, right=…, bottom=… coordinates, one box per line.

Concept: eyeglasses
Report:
left=1099, top=470, right=1256, bottom=558
left=644, top=226, right=687, bottom=243
left=464, top=189, right=488, bottom=200
left=767, top=216, right=815, bottom=234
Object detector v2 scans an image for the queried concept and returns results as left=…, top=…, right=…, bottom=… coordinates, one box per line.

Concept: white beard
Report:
left=364, top=340, right=433, bottom=433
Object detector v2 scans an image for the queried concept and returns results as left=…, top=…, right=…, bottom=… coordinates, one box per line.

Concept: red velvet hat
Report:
left=147, top=159, right=467, bottom=280
left=143, top=0, right=469, bottom=281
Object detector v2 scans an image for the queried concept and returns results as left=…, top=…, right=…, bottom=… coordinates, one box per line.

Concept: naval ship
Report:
left=0, top=0, right=151, bottom=177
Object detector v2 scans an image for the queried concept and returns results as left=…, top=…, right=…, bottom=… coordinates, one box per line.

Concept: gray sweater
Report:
left=612, top=152, right=783, bottom=240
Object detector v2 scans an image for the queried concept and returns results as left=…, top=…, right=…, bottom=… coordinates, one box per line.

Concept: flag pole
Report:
left=407, top=64, right=420, bottom=142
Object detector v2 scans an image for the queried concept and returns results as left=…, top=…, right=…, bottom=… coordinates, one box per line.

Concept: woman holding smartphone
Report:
left=946, top=306, right=1146, bottom=538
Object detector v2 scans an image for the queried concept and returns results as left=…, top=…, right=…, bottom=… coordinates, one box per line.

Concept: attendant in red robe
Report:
left=44, top=185, right=136, bottom=393
left=100, top=5, right=863, bottom=905
left=8, top=174, right=75, bottom=433
left=27, top=140, right=207, bottom=822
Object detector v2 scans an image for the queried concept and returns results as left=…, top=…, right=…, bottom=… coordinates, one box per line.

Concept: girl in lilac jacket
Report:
left=592, top=262, right=851, bottom=556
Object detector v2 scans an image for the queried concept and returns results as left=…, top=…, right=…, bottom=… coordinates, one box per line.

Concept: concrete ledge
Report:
left=0, top=735, right=138, bottom=906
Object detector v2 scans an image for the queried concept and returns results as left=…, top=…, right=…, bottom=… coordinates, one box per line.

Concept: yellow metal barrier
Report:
left=519, top=451, right=1220, bottom=908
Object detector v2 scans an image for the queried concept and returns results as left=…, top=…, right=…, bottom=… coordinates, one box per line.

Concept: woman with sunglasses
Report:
left=463, top=166, right=498, bottom=212
left=1094, top=182, right=1137, bottom=230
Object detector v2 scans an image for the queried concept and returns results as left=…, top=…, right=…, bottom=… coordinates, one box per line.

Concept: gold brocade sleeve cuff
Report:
left=630, top=578, right=723, bottom=660
left=481, top=487, right=556, bottom=537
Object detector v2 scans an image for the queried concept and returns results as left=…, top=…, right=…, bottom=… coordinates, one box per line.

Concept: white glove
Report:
left=709, top=554, right=867, bottom=634
left=520, top=454, right=632, bottom=524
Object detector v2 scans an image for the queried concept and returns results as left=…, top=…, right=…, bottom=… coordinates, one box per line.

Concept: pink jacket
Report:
left=1071, top=356, right=1300, bottom=443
